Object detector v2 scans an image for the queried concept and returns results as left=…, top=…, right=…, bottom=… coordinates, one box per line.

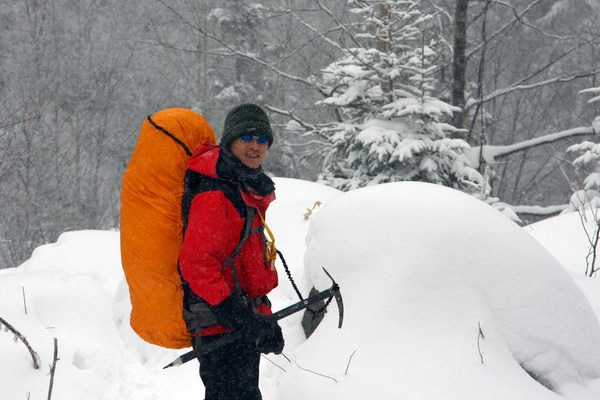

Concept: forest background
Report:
left=1, top=0, right=600, bottom=268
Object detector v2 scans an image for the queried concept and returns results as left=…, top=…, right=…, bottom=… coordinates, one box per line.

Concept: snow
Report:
left=3, top=178, right=600, bottom=399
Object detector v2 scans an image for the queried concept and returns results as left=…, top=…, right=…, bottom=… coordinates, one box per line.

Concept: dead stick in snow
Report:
left=0, top=315, right=40, bottom=369
left=345, top=350, right=356, bottom=375
left=478, top=322, right=485, bottom=364
left=47, top=338, right=59, bottom=400
left=295, top=359, right=338, bottom=383
left=22, top=286, right=28, bottom=315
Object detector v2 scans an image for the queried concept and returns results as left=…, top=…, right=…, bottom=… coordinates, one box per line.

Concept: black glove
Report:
left=257, top=322, right=284, bottom=355
left=210, top=295, right=254, bottom=329
left=211, top=295, right=275, bottom=342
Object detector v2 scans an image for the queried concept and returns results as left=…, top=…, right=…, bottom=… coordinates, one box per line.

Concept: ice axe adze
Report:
left=163, top=268, right=343, bottom=369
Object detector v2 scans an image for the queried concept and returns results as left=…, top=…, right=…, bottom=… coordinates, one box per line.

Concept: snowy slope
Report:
left=2, top=178, right=600, bottom=399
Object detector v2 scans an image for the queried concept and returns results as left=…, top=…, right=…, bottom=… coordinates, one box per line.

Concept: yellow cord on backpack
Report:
left=257, top=209, right=277, bottom=270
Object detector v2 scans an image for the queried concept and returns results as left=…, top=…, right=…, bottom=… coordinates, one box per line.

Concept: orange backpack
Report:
left=120, top=108, right=216, bottom=348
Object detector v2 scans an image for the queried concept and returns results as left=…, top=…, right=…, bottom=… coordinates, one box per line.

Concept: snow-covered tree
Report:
left=566, top=87, right=600, bottom=200
left=316, top=1, right=483, bottom=193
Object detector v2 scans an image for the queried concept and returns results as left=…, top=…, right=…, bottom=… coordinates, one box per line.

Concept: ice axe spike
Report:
left=323, top=267, right=344, bottom=329
left=163, top=268, right=343, bottom=369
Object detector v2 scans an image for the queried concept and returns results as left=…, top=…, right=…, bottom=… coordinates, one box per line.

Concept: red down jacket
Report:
left=178, top=144, right=278, bottom=336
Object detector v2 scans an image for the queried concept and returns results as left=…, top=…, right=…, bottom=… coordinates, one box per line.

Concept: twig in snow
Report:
left=47, top=338, right=59, bottom=400
left=261, top=354, right=287, bottom=373
left=345, top=350, right=356, bottom=375
left=303, top=201, right=322, bottom=220
left=280, top=352, right=291, bottom=364
left=22, top=286, right=28, bottom=315
left=478, top=322, right=485, bottom=364
left=0, top=316, right=40, bottom=369
left=295, top=359, right=338, bottom=383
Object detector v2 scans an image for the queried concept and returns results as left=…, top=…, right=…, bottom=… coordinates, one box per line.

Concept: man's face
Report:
left=230, top=134, right=269, bottom=169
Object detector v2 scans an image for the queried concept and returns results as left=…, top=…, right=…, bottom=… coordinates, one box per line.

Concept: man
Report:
left=178, top=103, right=284, bottom=400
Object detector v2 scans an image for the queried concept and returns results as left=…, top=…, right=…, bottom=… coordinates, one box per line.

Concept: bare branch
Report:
left=0, top=116, right=39, bottom=130
left=273, top=25, right=344, bottom=66
left=154, top=0, right=328, bottom=96
left=345, top=350, right=357, bottom=375
left=0, top=316, right=40, bottom=369
left=494, top=0, right=578, bottom=40
left=47, top=338, right=59, bottom=400
left=432, top=0, right=545, bottom=75
left=22, top=286, right=28, bottom=315
left=261, top=354, right=287, bottom=373
left=295, top=358, right=338, bottom=383
left=465, top=0, right=545, bottom=60
left=572, top=192, right=600, bottom=277
left=266, top=106, right=336, bottom=142
left=266, top=106, right=320, bottom=132
left=285, top=3, right=387, bottom=79
left=477, top=322, right=485, bottom=364
left=589, top=225, right=600, bottom=277
left=312, top=0, right=363, bottom=49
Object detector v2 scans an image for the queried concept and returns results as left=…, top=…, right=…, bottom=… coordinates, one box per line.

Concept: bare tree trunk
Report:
left=377, top=3, right=393, bottom=103
left=451, top=0, right=468, bottom=130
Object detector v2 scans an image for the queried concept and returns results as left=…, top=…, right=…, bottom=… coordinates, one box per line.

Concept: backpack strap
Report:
left=181, top=170, right=246, bottom=235
left=223, top=206, right=255, bottom=293
left=147, top=115, right=193, bottom=156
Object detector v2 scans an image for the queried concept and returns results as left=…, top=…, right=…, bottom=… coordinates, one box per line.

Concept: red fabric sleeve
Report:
left=178, top=191, right=241, bottom=306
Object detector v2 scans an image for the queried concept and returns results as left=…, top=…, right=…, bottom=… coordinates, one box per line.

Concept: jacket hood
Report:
left=188, top=144, right=221, bottom=178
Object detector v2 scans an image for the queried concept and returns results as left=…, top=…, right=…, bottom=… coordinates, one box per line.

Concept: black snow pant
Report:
left=194, top=333, right=262, bottom=400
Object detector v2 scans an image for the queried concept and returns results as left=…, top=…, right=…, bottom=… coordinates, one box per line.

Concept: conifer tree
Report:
left=316, top=1, right=483, bottom=193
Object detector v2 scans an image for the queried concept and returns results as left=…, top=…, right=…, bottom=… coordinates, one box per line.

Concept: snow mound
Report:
left=19, top=230, right=123, bottom=298
left=279, top=181, right=600, bottom=399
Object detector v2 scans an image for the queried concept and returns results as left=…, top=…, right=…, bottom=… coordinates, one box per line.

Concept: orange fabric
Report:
left=120, top=108, right=216, bottom=349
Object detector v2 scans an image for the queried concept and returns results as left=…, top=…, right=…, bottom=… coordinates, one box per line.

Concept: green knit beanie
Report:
left=220, top=103, right=274, bottom=149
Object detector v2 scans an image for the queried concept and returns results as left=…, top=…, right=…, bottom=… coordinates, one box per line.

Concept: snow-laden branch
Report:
left=467, top=69, right=600, bottom=110
left=581, top=87, right=600, bottom=104
left=510, top=204, right=568, bottom=216
left=467, top=126, right=595, bottom=168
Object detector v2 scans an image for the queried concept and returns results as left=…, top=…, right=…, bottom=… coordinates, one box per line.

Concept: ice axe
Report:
left=164, top=268, right=343, bottom=369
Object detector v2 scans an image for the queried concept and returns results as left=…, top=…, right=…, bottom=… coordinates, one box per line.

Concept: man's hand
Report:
left=257, top=322, right=284, bottom=354
left=210, top=295, right=279, bottom=346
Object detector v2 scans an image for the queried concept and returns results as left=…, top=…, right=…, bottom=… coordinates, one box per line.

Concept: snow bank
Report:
left=4, top=179, right=600, bottom=400
left=279, top=181, right=600, bottom=399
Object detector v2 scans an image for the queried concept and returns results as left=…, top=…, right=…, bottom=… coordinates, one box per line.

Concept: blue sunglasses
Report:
left=239, top=133, right=269, bottom=144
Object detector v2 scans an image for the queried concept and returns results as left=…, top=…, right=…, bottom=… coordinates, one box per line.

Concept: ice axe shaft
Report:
left=163, top=268, right=343, bottom=369
left=271, top=268, right=343, bottom=327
